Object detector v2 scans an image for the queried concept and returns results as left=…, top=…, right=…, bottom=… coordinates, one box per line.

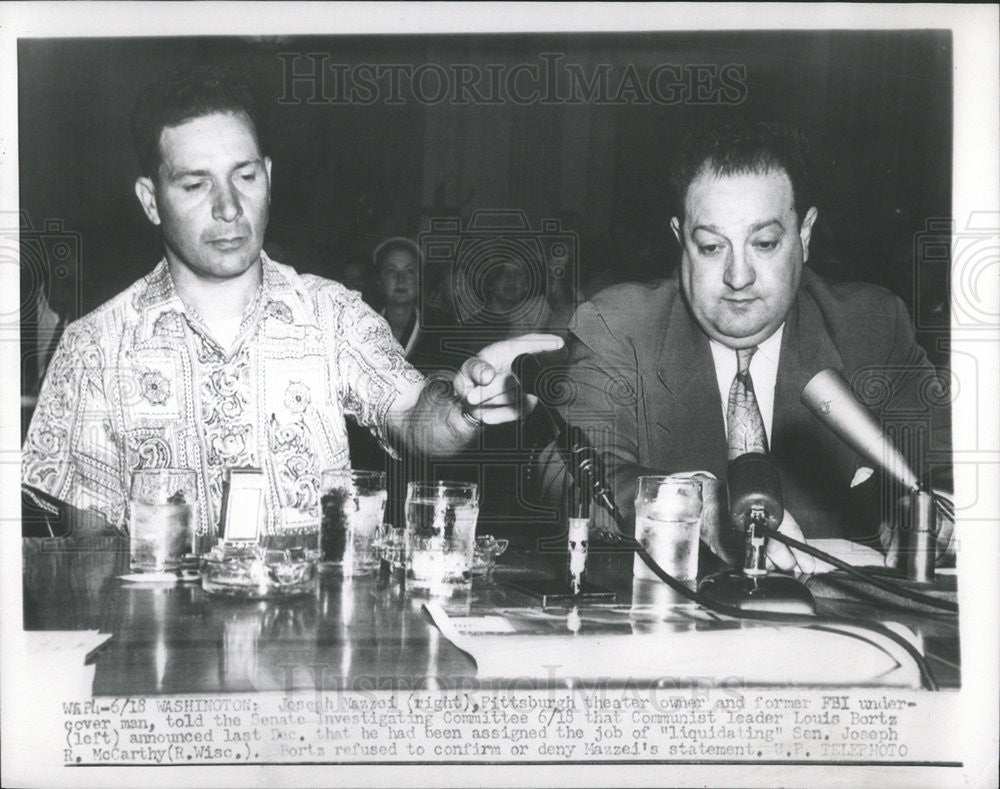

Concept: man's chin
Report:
left=204, top=248, right=263, bottom=276
left=211, top=260, right=258, bottom=278
left=708, top=321, right=773, bottom=348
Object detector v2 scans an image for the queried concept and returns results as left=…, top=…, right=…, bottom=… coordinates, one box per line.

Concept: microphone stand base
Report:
left=698, top=570, right=817, bottom=615
left=506, top=579, right=616, bottom=608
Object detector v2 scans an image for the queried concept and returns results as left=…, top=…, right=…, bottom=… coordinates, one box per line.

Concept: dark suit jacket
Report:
left=539, top=269, right=951, bottom=541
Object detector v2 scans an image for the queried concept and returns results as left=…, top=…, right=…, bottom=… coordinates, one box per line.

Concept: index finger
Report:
left=512, top=332, right=566, bottom=353
left=480, top=333, right=565, bottom=371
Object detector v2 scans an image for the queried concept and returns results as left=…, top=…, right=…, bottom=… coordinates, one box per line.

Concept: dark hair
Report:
left=372, top=237, right=421, bottom=275
left=130, top=64, right=262, bottom=179
left=669, top=121, right=813, bottom=224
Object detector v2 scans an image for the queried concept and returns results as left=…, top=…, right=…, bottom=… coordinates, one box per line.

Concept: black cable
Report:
left=932, top=491, right=954, bottom=521
left=765, top=527, right=957, bottom=612
left=624, top=536, right=940, bottom=691
left=595, top=501, right=941, bottom=691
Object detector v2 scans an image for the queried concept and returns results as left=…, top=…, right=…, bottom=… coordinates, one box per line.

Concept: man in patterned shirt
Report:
left=21, top=65, right=561, bottom=538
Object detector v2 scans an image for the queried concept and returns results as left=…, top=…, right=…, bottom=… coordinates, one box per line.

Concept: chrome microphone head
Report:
left=801, top=368, right=921, bottom=493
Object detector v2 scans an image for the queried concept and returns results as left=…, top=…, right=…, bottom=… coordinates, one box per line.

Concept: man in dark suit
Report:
left=538, top=122, right=951, bottom=571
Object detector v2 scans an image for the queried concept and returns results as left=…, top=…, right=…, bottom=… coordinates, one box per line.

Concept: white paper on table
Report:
left=117, top=572, right=179, bottom=584
left=807, top=538, right=886, bottom=574
left=21, top=631, right=112, bottom=697
left=424, top=602, right=922, bottom=687
left=449, top=616, right=517, bottom=634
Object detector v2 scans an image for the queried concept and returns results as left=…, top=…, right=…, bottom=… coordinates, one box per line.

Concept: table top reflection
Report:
left=22, top=530, right=960, bottom=695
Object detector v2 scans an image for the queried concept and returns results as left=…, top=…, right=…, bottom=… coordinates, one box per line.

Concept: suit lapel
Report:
left=771, top=277, right=868, bottom=537
left=773, top=285, right=846, bottom=447
left=651, top=294, right=728, bottom=477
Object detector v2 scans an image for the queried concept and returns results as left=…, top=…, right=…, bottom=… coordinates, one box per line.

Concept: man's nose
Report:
left=723, top=247, right=755, bottom=290
left=212, top=182, right=243, bottom=223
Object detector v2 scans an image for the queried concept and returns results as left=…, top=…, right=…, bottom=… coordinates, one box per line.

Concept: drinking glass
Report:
left=404, top=481, right=479, bottom=596
left=320, top=469, right=387, bottom=576
left=129, top=469, right=199, bottom=573
left=633, top=476, right=703, bottom=585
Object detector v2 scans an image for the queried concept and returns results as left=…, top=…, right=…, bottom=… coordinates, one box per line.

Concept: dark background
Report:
left=18, top=31, right=952, bottom=365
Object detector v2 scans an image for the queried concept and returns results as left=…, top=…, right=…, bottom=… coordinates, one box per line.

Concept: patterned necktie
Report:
left=727, top=347, right=769, bottom=459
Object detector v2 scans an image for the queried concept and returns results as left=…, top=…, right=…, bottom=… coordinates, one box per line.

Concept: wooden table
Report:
left=22, top=530, right=960, bottom=695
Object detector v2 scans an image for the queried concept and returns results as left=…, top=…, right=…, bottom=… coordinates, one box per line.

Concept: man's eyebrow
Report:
left=167, top=159, right=262, bottom=180
left=691, top=219, right=786, bottom=235
left=748, top=219, right=785, bottom=233
left=167, top=168, right=210, bottom=181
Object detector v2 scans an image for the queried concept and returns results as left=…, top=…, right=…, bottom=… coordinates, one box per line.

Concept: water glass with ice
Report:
left=129, top=469, right=199, bottom=573
left=404, top=481, right=479, bottom=596
left=320, top=469, right=387, bottom=576
left=633, top=476, right=703, bottom=585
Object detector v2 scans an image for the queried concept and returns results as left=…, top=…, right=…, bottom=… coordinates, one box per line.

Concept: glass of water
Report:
left=404, top=481, right=479, bottom=596
left=633, top=476, right=703, bottom=586
left=320, top=469, right=387, bottom=577
left=129, top=469, right=199, bottom=573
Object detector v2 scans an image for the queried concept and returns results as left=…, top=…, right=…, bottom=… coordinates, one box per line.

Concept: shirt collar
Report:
left=135, top=251, right=318, bottom=342
left=133, top=259, right=185, bottom=342
left=257, top=250, right=320, bottom=330
left=755, top=323, right=784, bottom=364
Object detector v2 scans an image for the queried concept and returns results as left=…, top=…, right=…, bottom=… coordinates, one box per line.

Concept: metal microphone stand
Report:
left=697, top=454, right=817, bottom=615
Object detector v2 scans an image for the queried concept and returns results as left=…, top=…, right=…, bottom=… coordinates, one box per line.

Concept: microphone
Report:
left=801, top=369, right=921, bottom=493
left=727, top=452, right=784, bottom=530
left=698, top=450, right=816, bottom=612
left=802, top=369, right=949, bottom=585
left=513, top=351, right=571, bottom=438
left=568, top=425, right=620, bottom=524
left=726, top=452, right=784, bottom=576
left=514, top=352, right=627, bottom=532
left=512, top=351, right=549, bottom=401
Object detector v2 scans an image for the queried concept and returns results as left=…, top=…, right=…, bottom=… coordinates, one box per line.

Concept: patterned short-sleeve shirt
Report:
left=22, top=254, right=424, bottom=535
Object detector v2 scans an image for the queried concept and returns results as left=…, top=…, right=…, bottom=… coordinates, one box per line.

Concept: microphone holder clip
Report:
left=743, top=507, right=769, bottom=576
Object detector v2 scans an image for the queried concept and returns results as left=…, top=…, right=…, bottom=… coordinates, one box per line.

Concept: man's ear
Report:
left=670, top=216, right=682, bottom=244
left=799, top=206, right=819, bottom=262
left=264, top=156, right=273, bottom=204
left=134, top=177, right=161, bottom=226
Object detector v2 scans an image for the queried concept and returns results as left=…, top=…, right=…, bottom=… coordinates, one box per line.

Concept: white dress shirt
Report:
left=708, top=324, right=785, bottom=443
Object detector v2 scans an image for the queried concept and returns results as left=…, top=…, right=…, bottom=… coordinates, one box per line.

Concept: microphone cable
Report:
left=610, top=527, right=941, bottom=691
left=577, top=468, right=942, bottom=691
left=764, top=527, right=957, bottom=613
left=931, top=491, right=954, bottom=522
